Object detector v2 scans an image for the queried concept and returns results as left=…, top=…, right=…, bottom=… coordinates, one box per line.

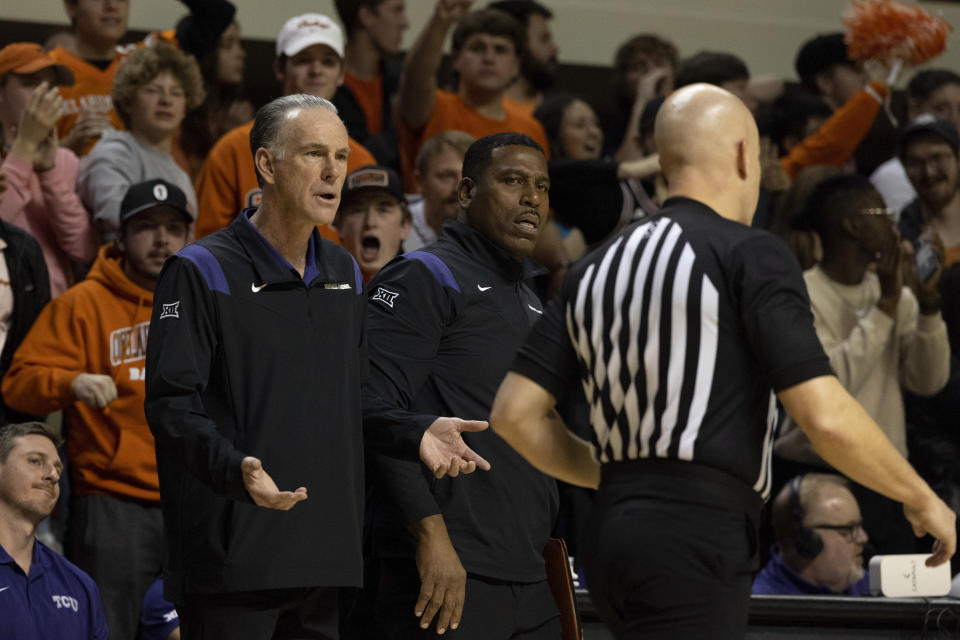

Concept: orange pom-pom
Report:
left=843, top=0, right=951, bottom=66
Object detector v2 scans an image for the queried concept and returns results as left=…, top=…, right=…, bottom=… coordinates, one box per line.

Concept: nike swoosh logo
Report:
left=528, top=304, right=543, bottom=314
left=251, top=282, right=267, bottom=293
left=477, top=284, right=491, bottom=291
left=0, top=586, right=8, bottom=593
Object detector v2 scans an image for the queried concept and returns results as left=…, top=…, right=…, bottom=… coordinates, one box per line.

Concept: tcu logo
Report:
left=52, top=595, right=79, bottom=612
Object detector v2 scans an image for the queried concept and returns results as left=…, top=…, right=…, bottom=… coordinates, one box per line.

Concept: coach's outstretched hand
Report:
left=241, top=456, right=308, bottom=510
left=420, top=417, right=492, bottom=478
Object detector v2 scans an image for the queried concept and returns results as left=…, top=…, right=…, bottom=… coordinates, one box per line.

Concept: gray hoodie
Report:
left=79, top=130, right=197, bottom=242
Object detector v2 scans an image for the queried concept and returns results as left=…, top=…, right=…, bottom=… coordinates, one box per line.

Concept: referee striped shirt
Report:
left=513, top=197, right=832, bottom=498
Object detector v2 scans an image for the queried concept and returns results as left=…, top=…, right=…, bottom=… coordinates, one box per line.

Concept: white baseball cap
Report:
left=276, top=14, right=344, bottom=58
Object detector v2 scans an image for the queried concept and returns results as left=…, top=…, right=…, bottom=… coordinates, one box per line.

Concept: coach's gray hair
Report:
left=249, top=94, right=340, bottom=187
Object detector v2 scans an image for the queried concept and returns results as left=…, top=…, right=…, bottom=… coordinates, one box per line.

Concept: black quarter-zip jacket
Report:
left=145, top=209, right=368, bottom=603
left=363, top=221, right=559, bottom=582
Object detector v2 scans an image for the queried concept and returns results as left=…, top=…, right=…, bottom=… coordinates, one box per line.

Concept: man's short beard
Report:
left=922, top=181, right=960, bottom=211
left=0, top=489, right=51, bottom=527
left=523, top=56, right=557, bottom=92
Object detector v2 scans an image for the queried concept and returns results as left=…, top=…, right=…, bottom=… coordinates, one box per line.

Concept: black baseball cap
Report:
left=119, top=179, right=194, bottom=226
left=899, top=114, right=960, bottom=156
left=340, top=165, right=404, bottom=205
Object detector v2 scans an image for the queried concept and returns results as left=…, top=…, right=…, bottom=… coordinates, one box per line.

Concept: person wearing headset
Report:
left=755, top=473, right=872, bottom=595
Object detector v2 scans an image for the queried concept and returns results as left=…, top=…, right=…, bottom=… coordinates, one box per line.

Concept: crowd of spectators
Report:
left=2, top=0, right=960, bottom=637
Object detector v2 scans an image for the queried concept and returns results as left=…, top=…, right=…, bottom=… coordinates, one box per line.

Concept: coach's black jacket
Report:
left=363, top=221, right=559, bottom=582
left=145, top=210, right=368, bottom=603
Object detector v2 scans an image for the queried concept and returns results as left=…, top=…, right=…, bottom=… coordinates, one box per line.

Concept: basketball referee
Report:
left=490, top=84, right=956, bottom=639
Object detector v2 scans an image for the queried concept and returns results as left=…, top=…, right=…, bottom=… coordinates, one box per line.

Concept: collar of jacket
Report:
left=440, top=220, right=547, bottom=283
left=230, top=207, right=324, bottom=286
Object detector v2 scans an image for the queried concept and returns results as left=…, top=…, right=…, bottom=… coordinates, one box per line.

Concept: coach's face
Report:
left=264, top=107, right=349, bottom=226
left=459, top=145, right=549, bottom=262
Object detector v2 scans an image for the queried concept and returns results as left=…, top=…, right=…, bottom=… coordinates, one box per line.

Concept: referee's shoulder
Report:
left=728, top=224, right=794, bottom=254
left=679, top=211, right=786, bottom=251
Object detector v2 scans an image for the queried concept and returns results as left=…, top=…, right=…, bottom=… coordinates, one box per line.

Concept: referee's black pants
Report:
left=582, top=460, right=761, bottom=640
left=177, top=586, right=339, bottom=639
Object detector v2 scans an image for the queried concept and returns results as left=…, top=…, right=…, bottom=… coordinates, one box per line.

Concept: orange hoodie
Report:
left=3, top=244, right=159, bottom=502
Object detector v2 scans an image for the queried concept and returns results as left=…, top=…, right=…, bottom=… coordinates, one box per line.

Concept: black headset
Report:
left=788, top=474, right=824, bottom=558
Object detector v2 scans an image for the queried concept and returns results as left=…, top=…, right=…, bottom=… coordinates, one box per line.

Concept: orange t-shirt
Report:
left=504, top=95, right=537, bottom=118
left=194, top=120, right=376, bottom=241
left=50, top=30, right=178, bottom=157
left=399, top=90, right=550, bottom=193
left=344, top=71, right=383, bottom=136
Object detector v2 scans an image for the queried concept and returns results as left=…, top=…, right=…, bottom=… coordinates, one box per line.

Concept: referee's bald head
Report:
left=655, top=83, right=761, bottom=224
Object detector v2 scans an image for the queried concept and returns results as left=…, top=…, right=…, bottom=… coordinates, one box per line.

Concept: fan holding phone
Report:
left=899, top=116, right=960, bottom=277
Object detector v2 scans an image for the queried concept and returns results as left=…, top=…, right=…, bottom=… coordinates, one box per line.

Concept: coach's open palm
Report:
left=420, top=417, right=491, bottom=478
left=241, top=456, right=307, bottom=510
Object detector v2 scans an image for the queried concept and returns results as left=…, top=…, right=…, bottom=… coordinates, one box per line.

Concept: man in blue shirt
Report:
left=0, top=421, right=109, bottom=639
left=140, top=576, right=180, bottom=640
left=754, top=473, right=872, bottom=595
